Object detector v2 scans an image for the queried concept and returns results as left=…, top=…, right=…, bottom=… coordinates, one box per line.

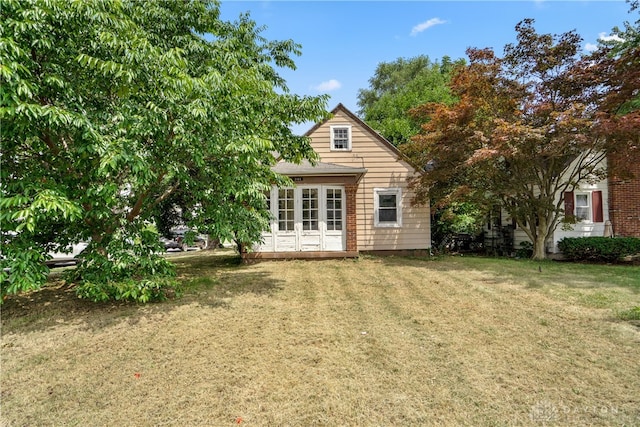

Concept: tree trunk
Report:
left=532, top=234, right=547, bottom=260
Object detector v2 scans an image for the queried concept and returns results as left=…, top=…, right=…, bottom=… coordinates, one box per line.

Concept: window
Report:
left=374, top=188, right=402, bottom=227
left=330, top=125, right=351, bottom=151
left=565, top=190, right=603, bottom=223
left=326, top=188, right=343, bottom=231
left=575, top=193, right=590, bottom=221
left=301, top=188, right=319, bottom=231
left=278, top=189, right=294, bottom=231
left=264, top=190, right=271, bottom=211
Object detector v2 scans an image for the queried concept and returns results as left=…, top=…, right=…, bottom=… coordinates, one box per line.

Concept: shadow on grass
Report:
left=1, top=250, right=284, bottom=334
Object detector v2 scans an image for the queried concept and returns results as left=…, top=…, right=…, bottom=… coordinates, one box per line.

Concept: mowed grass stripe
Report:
left=1, top=252, right=639, bottom=426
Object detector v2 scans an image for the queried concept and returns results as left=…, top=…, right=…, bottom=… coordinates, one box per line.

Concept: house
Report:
left=246, top=104, right=430, bottom=259
left=485, top=152, right=640, bottom=255
left=484, top=180, right=610, bottom=255
left=608, top=151, right=640, bottom=238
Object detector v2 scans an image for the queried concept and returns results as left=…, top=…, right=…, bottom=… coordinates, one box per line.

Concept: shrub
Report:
left=558, top=237, right=640, bottom=262
left=74, top=278, right=179, bottom=303
left=431, top=202, right=485, bottom=252
left=66, top=225, right=179, bottom=303
left=515, top=241, right=534, bottom=258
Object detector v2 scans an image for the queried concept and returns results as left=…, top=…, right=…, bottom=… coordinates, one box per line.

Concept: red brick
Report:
left=609, top=152, right=640, bottom=237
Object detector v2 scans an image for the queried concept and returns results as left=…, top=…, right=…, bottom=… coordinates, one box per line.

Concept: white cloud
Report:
left=585, top=32, right=625, bottom=52
left=598, top=32, right=624, bottom=43
left=312, top=79, right=342, bottom=92
left=411, top=18, right=446, bottom=36
left=585, top=43, right=599, bottom=52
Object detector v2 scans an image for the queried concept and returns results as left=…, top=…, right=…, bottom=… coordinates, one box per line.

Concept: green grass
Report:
left=617, top=306, right=640, bottom=321
left=439, top=255, right=640, bottom=290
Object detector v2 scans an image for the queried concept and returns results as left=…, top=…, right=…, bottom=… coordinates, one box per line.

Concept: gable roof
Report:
left=305, top=104, right=402, bottom=156
left=304, top=103, right=420, bottom=172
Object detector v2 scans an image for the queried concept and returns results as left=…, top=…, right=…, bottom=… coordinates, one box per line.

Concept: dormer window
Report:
left=330, top=125, right=351, bottom=151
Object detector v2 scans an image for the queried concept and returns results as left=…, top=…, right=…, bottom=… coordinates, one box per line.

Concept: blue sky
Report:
left=219, top=1, right=633, bottom=134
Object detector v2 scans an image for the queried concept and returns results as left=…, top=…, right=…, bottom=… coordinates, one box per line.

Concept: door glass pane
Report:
left=326, top=188, right=343, bottom=231
left=278, top=189, right=294, bottom=231
left=302, top=188, right=319, bottom=231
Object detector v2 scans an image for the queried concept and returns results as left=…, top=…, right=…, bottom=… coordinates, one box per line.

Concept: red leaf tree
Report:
left=403, top=19, right=637, bottom=259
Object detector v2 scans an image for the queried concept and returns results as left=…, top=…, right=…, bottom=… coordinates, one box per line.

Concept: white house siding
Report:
left=489, top=156, right=609, bottom=254
left=309, top=108, right=430, bottom=251
left=550, top=179, right=609, bottom=252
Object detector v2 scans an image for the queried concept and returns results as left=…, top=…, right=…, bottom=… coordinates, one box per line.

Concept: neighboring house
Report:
left=485, top=180, right=610, bottom=255
left=608, top=152, right=640, bottom=238
left=247, top=104, right=430, bottom=259
left=485, top=153, right=640, bottom=255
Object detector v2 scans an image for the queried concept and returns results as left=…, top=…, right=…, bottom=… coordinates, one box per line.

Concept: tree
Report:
left=357, top=55, right=463, bottom=146
left=588, top=1, right=640, bottom=176
left=0, top=0, right=328, bottom=300
left=403, top=19, right=635, bottom=260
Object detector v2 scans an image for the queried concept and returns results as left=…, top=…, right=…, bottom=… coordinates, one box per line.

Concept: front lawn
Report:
left=2, top=251, right=639, bottom=426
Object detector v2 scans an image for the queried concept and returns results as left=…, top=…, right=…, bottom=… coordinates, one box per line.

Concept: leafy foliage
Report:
left=0, top=0, right=328, bottom=300
left=558, top=237, right=640, bottom=262
left=357, top=55, right=485, bottom=246
left=357, top=55, right=464, bottom=146
left=431, top=202, right=484, bottom=251
left=515, top=241, right=534, bottom=259
left=587, top=2, right=640, bottom=178
left=403, top=19, right=637, bottom=260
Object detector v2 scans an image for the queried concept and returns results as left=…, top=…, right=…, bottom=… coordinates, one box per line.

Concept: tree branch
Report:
left=126, top=172, right=167, bottom=223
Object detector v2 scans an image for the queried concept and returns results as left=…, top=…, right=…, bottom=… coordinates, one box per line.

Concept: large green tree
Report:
left=357, top=55, right=463, bottom=146
left=403, top=19, right=637, bottom=260
left=0, top=0, right=328, bottom=300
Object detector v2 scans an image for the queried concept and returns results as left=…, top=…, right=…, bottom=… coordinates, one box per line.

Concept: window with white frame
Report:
left=326, top=188, right=343, bottom=231
left=575, top=193, right=590, bottom=221
left=301, top=188, right=319, bottom=231
left=278, top=188, right=295, bottom=231
left=330, top=125, right=351, bottom=151
left=374, top=188, right=402, bottom=227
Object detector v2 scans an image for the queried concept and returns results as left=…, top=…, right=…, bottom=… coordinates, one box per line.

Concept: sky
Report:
left=218, top=1, right=634, bottom=134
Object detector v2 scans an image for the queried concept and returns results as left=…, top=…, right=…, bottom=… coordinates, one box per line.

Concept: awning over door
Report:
left=272, top=160, right=367, bottom=179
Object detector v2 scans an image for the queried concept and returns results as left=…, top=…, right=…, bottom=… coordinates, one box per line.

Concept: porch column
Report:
left=345, top=184, right=358, bottom=252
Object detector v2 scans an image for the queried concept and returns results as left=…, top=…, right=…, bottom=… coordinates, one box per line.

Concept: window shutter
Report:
left=564, top=191, right=574, bottom=217
left=592, top=190, right=603, bottom=223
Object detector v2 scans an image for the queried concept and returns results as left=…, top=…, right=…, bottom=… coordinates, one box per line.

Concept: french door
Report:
left=261, top=185, right=345, bottom=252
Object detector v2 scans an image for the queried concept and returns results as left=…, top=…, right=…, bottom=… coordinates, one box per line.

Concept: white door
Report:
left=299, top=187, right=322, bottom=251
left=324, top=187, right=345, bottom=251
left=263, top=185, right=346, bottom=252
left=275, top=188, right=297, bottom=251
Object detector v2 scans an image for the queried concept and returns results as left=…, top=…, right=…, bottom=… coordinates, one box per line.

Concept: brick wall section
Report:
left=345, top=184, right=359, bottom=251
left=609, top=153, right=640, bottom=237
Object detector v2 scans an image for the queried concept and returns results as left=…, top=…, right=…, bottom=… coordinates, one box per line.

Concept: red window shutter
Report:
left=564, top=191, right=574, bottom=217
left=592, top=190, right=603, bottom=223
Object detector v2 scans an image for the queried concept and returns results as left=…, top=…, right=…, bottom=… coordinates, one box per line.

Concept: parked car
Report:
left=160, top=236, right=185, bottom=251
left=46, top=242, right=89, bottom=267
left=161, top=229, right=208, bottom=251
